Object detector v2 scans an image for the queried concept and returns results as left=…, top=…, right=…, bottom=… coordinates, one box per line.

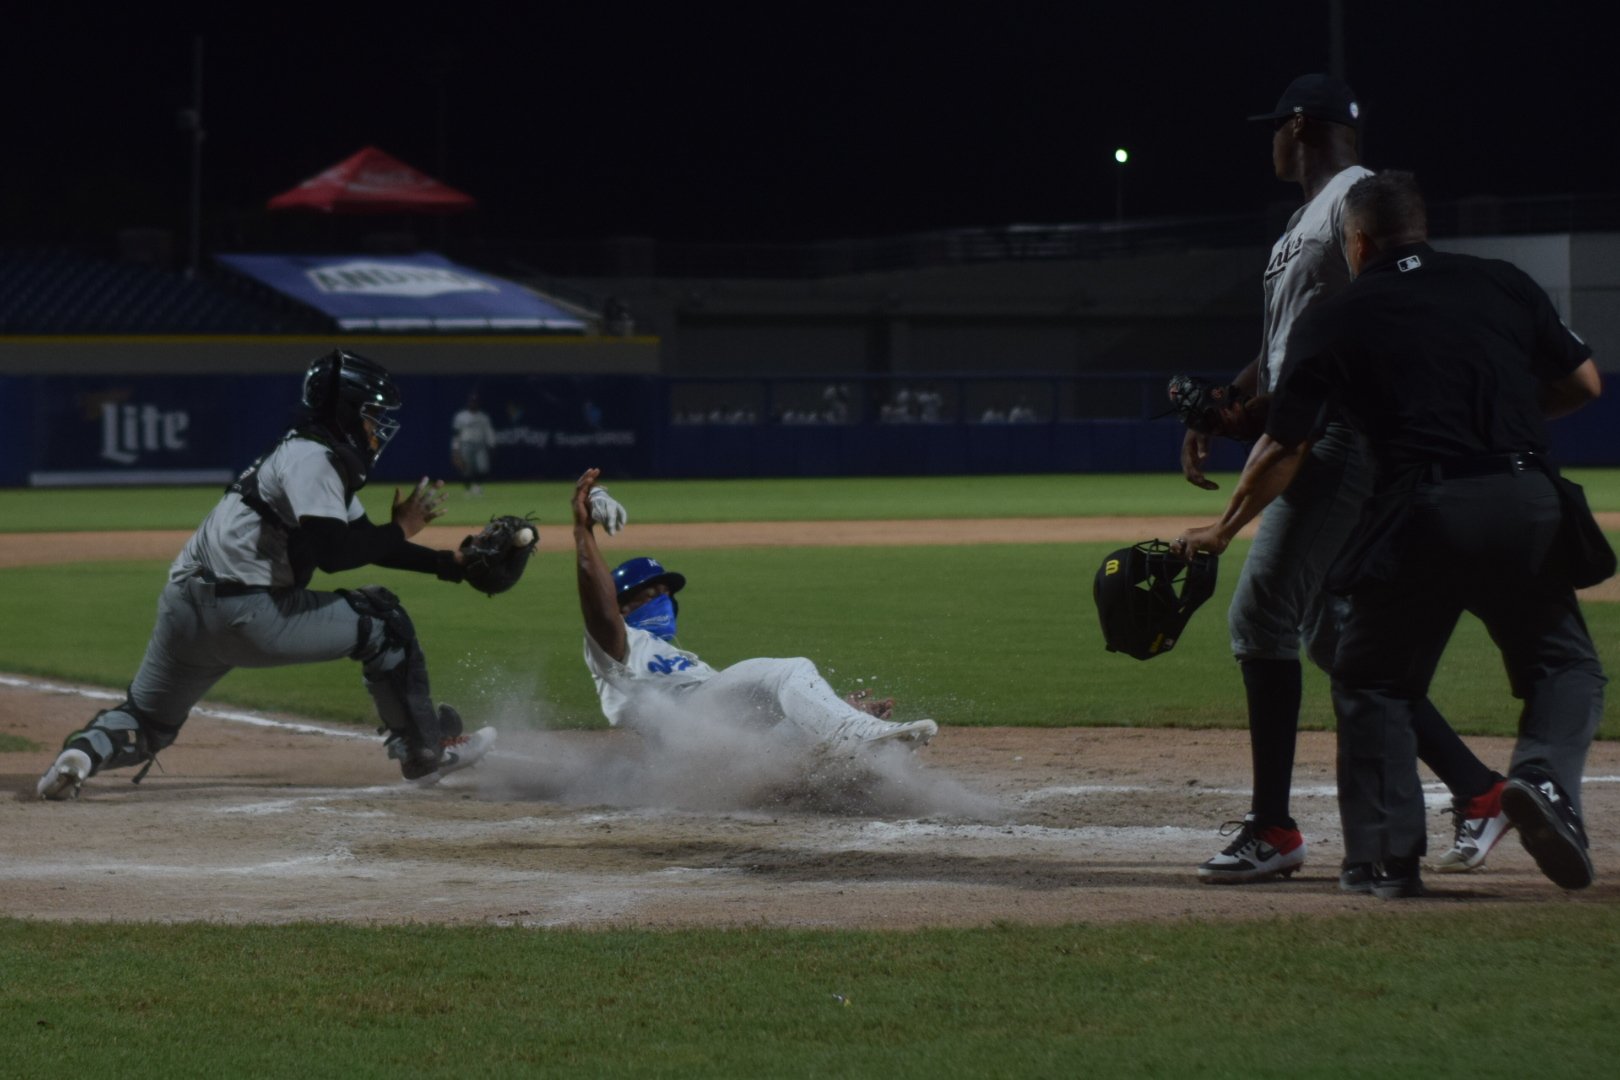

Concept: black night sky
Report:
left=4, top=2, right=1612, bottom=250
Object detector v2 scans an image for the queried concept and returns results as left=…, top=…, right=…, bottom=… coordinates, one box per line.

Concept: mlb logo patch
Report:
left=1397, top=255, right=1423, bottom=273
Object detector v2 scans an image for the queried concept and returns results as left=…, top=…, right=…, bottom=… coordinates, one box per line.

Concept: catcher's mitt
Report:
left=1165, top=374, right=1265, bottom=441
left=460, top=514, right=538, bottom=596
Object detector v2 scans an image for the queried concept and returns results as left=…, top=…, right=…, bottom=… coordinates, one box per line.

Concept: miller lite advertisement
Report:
left=15, top=373, right=654, bottom=487
left=29, top=379, right=251, bottom=487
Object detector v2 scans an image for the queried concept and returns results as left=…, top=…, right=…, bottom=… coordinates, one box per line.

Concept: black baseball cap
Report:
left=1248, top=73, right=1361, bottom=126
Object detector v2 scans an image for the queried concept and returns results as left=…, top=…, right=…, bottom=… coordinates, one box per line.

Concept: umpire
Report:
left=1174, top=170, right=1606, bottom=896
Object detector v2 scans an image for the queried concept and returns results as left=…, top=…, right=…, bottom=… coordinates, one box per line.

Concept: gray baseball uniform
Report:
left=451, top=407, right=496, bottom=478
left=1229, top=164, right=1374, bottom=665
left=61, top=430, right=456, bottom=781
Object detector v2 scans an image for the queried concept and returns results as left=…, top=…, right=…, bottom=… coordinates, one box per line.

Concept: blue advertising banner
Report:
left=2, top=371, right=1616, bottom=488
left=4, top=373, right=659, bottom=487
left=216, top=252, right=587, bottom=332
left=404, top=375, right=657, bottom=483
left=25, top=376, right=278, bottom=487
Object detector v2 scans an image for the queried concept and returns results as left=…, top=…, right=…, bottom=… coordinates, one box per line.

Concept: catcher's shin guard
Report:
left=64, top=698, right=182, bottom=781
left=344, top=585, right=448, bottom=777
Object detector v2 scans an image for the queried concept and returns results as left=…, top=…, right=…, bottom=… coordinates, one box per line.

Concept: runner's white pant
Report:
left=684, top=657, right=898, bottom=745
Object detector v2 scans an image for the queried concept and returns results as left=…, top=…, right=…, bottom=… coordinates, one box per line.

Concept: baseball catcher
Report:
left=460, top=514, right=540, bottom=596
left=37, top=349, right=502, bottom=800
left=1165, top=374, right=1267, bottom=442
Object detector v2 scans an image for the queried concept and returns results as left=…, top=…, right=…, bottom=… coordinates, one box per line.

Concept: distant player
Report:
left=1180, top=75, right=1506, bottom=883
left=450, top=392, right=496, bottom=495
left=36, top=350, right=495, bottom=800
left=570, top=468, right=937, bottom=751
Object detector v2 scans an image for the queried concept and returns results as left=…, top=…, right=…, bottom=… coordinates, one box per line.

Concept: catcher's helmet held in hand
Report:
left=1093, top=540, right=1219, bottom=660
left=302, top=349, right=402, bottom=468
left=612, top=557, right=687, bottom=603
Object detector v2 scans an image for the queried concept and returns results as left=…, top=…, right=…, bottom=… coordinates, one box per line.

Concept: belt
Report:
left=212, top=581, right=275, bottom=597
left=195, top=572, right=275, bottom=597
left=1435, top=451, right=1542, bottom=480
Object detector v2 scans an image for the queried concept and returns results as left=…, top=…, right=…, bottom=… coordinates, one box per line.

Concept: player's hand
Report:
left=1181, top=429, right=1219, bottom=491
left=588, top=486, right=628, bottom=535
left=844, top=689, right=895, bottom=720
left=572, top=468, right=602, bottom=530
left=392, top=477, right=447, bottom=538
left=1170, top=524, right=1229, bottom=558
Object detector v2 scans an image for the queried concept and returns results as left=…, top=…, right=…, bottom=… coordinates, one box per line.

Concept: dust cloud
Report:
left=472, top=694, right=1004, bottom=821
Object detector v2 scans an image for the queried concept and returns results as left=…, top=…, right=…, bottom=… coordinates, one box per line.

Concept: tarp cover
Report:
left=267, top=146, right=476, bottom=214
left=216, top=252, right=587, bottom=331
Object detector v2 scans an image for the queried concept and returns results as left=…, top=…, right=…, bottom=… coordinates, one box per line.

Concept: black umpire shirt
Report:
left=1266, top=241, right=1592, bottom=484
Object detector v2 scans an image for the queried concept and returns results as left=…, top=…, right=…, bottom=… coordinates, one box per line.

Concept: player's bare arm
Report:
left=573, top=467, right=629, bottom=662
left=1541, top=358, right=1602, bottom=419
left=1231, top=356, right=1261, bottom=398
left=1180, top=356, right=1267, bottom=491
left=1172, top=434, right=1310, bottom=557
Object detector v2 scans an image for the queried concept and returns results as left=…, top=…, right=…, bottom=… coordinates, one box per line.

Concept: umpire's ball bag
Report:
left=1093, top=540, right=1218, bottom=660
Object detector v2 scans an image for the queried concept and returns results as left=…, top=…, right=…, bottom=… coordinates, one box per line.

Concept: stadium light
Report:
left=1113, top=148, right=1129, bottom=224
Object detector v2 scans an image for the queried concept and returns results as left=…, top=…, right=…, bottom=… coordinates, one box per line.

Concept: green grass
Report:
left=2, top=541, right=1614, bottom=737
left=4, top=910, right=1618, bottom=1078
left=4, top=474, right=1618, bottom=1072
left=0, top=733, right=38, bottom=752
left=6, top=469, right=1617, bottom=531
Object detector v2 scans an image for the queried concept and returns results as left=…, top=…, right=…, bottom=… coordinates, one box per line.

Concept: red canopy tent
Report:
left=267, top=146, right=477, bottom=215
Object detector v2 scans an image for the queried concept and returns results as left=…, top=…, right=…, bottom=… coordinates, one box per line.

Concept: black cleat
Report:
left=1501, top=772, right=1594, bottom=890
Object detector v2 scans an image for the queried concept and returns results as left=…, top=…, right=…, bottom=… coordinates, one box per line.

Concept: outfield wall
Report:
left=2, top=370, right=1616, bottom=487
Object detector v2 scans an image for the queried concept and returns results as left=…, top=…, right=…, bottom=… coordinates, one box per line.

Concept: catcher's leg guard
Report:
left=342, top=586, right=448, bottom=779
left=61, top=698, right=183, bottom=780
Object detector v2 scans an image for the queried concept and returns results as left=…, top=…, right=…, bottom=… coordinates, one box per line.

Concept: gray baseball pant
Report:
left=1228, top=423, right=1372, bottom=669
left=71, top=578, right=405, bottom=773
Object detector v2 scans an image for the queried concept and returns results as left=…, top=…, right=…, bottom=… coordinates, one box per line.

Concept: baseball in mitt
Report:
left=460, top=514, right=539, bottom=596
left=1165, top=374, right=1266, bottom=442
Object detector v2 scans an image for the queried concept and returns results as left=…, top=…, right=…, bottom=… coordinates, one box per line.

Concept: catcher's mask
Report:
left=302, top=349, right=402, bottom=468
left=1093, top=540, right=1218, bottom=660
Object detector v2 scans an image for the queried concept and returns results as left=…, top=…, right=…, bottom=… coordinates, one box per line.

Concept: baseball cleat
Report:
left=863, top=719, right=938, bottom=748
left=1501, top=772, right=1594, bottom=890
left=37, top=748, right=93, bottom=801
left=1371, top=857, right=1425, bottom=900
left=1433, top=779, right=1512, bottom=873
left=1197, top=814, right=1307, bottom=884
left=408, top=726, right=498, bottom=788
left=1339, top=862, right=1378, bottom=894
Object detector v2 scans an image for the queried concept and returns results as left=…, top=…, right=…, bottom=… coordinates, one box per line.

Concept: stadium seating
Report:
left=0, top=248, right=329, bottom=333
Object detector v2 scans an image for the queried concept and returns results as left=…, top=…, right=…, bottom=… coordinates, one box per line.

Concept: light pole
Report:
left=1113, top=148, right=1129, bottom=224
left=177, top=36, right=205, bottom=277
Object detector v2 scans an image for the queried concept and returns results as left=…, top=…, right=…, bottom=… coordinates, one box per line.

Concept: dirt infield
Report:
left=2, top=520, right=1616, bottom=927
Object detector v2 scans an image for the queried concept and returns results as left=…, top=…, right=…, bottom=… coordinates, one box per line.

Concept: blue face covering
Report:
left=625, top=594, right=678, bottom=641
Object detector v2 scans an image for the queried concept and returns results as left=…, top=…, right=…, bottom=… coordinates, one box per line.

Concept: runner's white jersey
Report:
left=1258, top=164, right=1373, bottom=392
left=169, top=436, right=365, bottom=588
left=583, top=626, right=717, bottom=728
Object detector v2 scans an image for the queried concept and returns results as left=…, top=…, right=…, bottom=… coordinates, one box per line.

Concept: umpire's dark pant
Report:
left=1331, top=468, right=1606, bottom=865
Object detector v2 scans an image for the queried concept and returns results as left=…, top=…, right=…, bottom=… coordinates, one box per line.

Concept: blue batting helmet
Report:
left=612, top=557, right=687, bottom=602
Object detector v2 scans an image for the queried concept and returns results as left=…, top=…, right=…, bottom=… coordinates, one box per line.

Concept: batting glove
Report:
left=589, top=486, right=628, bottom=535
